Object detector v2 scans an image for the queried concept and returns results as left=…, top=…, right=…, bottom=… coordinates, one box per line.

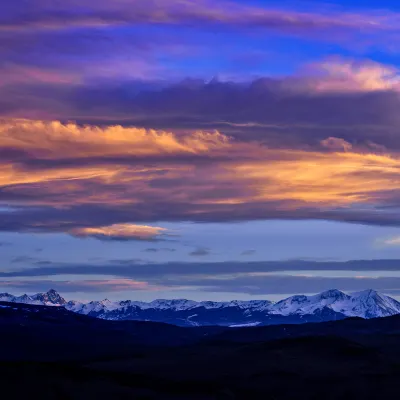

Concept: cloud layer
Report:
left=3, top=0, right=400, bottom=298
left=4, top=0, right=398, bottom=36
left=1, top=84, right=400, bottom=234
left=2, top=276, right=400, bottom=295
left=3, top=259, right=400, bottom=295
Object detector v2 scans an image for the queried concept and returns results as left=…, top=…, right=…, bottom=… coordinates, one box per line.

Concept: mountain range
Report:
left=2, top=288, right=400, bottom=327
left=2, top=298, right=400, bottom=398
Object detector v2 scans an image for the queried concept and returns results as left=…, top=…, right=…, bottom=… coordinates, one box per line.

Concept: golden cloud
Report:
left=304, top=59, right=400, bottom=92
left=1, top=118, right=400, bottom=232
left=70, top=223, right=169, bottom=241
left=0, top=119, right=230, bottom=158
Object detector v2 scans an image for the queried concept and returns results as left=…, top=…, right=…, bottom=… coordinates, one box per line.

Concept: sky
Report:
left=3, top=0, right=400, bottom=301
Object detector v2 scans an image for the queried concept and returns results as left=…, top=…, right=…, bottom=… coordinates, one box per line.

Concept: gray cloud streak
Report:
left=1, top=274, right=400, bottom=296
left=2, top=259, right=400, bottom=279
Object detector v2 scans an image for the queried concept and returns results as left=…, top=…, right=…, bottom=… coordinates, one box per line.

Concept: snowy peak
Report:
left=0, top=293, right=14, bottom=302
left=271, top=289, right=382, bottom=317
left=269, top=289, right=400, bottom=319
left=225, top=300, right=272, bottom=310
left=147, top=299, right=199, bottom=311
left=317, top=289, right=349, bottom=301
left=15, top=294, right=35, bottom=303
left=272, top=294, right=315, bottom=316
left=349, top=290, right=400, bottom=318
left=352, top=289, right=381, bottom=300
left=2, top=289, right=400, bottom=326
left=73, top=299, right=121, bottom=314
left=0, top=289, right=66, bottom=307
left=32, top=289, right=66, bottom=305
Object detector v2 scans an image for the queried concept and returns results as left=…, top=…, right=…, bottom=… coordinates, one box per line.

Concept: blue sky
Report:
left=2, top=0, right=400, bottom=300
left=3, top=220, right=400, bottom=265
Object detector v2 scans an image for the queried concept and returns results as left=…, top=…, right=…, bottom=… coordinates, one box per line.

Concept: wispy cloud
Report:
left=378, top=236, right=400, bottom=247
left=189, top=248, right=211, bottom=257
left=0, top=279, right=158, bottom=293
left=191, top=274, right=400, bottom=295
left=2, top=273, right=400, bottom=296
left=5, top=258, right=400, bottom=297
left=70, top=223, right=170, bottom=241
left=144, top=248, right=177, bottom=253
left=3, top=0, right=398, bottom=38
left=5, top=259, right=400, bottom=280
left=11, top=256, right=39, bottom=264
left=241, top=250, right=256, bottom=256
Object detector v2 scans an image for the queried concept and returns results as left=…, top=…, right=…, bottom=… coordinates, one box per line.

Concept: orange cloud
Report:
left=303, top=58, right=400, bottom=92
left=69, top=223, right=169, bottom=241
left=1, top=118, right=400, bottom=232
left=230, top=150, right=400, bottom=206
left=0, top=119, right=230, bottom=159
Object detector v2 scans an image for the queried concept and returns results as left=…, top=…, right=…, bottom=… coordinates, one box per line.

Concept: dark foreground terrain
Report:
left=1, top=302, right=400, bottom=399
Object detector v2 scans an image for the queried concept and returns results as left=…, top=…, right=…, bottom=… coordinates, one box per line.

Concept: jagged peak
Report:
left=3, top=288, right=400, bottom=323
left=318, top=289, right=348, bottom=300
left=47, top=288, right=60, bottom=295
left=351, top=289, right=380, bottom=299
left=275, top=294, right=307, bottom=304
left=32, top=289, right=66, bottom=305
left=320, top=289, right=345, bottom=296
left=15, top=294, right=33, bottom=303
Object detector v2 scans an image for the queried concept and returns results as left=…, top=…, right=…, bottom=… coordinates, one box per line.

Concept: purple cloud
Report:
left=3, top=0, right=398, bottom=39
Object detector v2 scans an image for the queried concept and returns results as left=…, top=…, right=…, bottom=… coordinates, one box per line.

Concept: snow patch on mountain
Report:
left=229, top=322, right=262, bottom=328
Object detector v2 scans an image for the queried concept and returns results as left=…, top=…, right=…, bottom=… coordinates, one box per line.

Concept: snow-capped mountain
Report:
left=0, top=289, right=66, bottom=306
left=270, top=289, right=400, bottom=318
left=2, top=288, right=400, bottom=327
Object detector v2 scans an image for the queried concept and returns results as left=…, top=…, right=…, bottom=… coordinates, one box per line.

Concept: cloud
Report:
left=1, top=118, right=400, bottom=231
left=1, top=2, right=398, bottom=115
left=378, top=236, right=400, bottom=246
left=304, top=59, right=400, bottom=93
left=189, top=248, right=211, bottom=257
left=2, top=274, right=400, bottom=296
left=3, top=59, right=400, bottom=148
left=144, top=248, right=177, bottom=253
left=0, top=65, right=81, bottom=87
left=10, top=256, right=39, bottom=264
left=1, top=58, right=400, bottom=232
left=0, top=279, right=157, bottom=293
left=5, top=259, right=400, bottom=280
left=241, top=250, right=256, bottom=256
left=6, top=258, right=400, bottom=298
left=107, top=259, right=148, bottom=265
left=3, top=0, right=397, bottom=40
left=187, top=275, right=400, bottom=295
left=320, top=137, right=352, bottom=152
left=69, top=223, right=170, bottom=241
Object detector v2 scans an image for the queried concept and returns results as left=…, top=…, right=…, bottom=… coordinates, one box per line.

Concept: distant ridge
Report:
left=2, top=288, right=400, bottom=327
